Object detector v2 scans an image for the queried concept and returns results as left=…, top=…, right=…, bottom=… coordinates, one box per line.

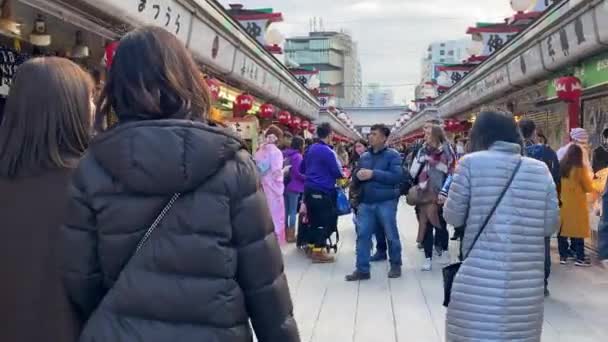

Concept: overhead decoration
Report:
left=70, top=31, right=90, bottom=59
left=511, top=0, right=535, bottom=12
left=259, top=103, right=275, bottom=119
left=308, top=123, right=316, bottom=134
left=30, top=15, right=51, bottom=47
left=301, top=120, right=310, bottom=130
left=227, top=4, right=284, bottom=54
left=206, top=78, right=221, bottom=101
left=0, top=0, right=20, bottom=36
left=234, top=93, right=254, bottom=113
left=278, top=110, right=291, bottom=125
left=556, top=75, right=583, bottom=129
left=467, top=23, right=521, bottom=57
left=289, top=116, right=301, bottom=130
left=103, top=41, right=119, bottom=70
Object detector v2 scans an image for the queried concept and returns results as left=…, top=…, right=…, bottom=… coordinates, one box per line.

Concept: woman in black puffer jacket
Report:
left=61, top=26, right=299, bottom=342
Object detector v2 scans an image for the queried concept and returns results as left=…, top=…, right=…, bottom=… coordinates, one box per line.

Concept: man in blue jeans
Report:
left=346, top=124, right=403, bottom=281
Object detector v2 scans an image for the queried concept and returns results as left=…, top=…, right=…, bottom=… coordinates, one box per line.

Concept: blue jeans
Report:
left=285, top=191, right=300, bottom=228
left=356, top=200, right=402, bottom=274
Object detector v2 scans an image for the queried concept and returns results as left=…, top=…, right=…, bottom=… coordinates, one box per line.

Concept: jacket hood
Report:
left=283, top=148, right=299, bottom=158
left=90, top=120, right=244, bottom=195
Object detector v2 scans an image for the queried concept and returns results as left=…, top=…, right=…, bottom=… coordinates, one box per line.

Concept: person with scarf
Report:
left=416, top=125, right=455, bottom=271
left=255, top=125, right=287, bottom=244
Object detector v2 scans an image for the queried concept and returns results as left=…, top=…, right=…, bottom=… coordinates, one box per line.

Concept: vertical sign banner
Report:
left=236, top=19, right=270, bottom=46
left=481, top=32, right=517, bottom=56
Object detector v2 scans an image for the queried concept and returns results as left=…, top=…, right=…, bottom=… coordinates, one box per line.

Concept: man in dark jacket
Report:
left=301, top=123, right=344, bottom=263
left=346, top=124, right=403, bottom=281
left=519, top=119, right=559, bottom=297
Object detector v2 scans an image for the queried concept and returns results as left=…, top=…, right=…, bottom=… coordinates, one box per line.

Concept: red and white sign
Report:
left=206, top=78, right=221, bottom=101
left=234, top=93, right=254, bottom=112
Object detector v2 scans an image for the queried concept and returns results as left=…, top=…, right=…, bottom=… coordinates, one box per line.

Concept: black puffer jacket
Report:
left=61, top=120, right=299, bottom=342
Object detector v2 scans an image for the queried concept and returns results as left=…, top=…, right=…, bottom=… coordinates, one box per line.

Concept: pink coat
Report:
left=255, top=143, right=286, bottom=243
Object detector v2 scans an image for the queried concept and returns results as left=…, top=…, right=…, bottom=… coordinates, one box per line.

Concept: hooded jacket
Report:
left=61, top=120, right=299, bottom=342
left=283, top=148, right=305, bottom=194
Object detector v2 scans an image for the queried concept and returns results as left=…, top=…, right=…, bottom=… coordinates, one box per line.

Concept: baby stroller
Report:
left=296, top=201, right=339, bottom=254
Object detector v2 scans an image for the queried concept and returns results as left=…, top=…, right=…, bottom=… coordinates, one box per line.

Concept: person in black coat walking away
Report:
left=60, top=26, right=299, bottom=342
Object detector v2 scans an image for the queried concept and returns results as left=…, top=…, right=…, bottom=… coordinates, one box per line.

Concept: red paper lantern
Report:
left=234, top=93, right=254, bottom=112
left=206, top=78, right=221, bottom=101
left=301, top=120, right=310, bottom=130
left=104, top=41, right=119, bottom=70
left=259, top=103, right=275, bottom=119
left=290, top=116, right=302, bottom=130
left=278, top=110, right=291, bottom=125
left=308, top=123, right=316, bottom=133
left=555, top=76, right=582, bottom=102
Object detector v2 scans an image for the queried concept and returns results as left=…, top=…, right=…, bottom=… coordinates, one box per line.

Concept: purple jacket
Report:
left=283, top=148, right=305, bottom=193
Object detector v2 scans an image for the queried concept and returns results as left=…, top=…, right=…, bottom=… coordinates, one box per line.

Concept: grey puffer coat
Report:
left=61, top=120, right=299, bottom=342
left=444, top=142, right=559, bottom=342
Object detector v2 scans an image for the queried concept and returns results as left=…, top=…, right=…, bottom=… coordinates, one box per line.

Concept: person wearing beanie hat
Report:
left=557, top=128, right=590, bottom=161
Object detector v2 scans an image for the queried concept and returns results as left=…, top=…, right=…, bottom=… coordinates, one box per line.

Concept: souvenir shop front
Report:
left=0, top=0, right=120, bottom=119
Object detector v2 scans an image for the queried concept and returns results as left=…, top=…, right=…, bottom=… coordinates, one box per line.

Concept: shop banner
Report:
left=547, top=52, right=608, bottom=98
left=507, top=43, right=544, bottom=86
left=436, top=67, right=471, bottom=88
left=236, top=19, right=270, bottom=46
left=481, top=32, right=517, bottom=56
left=87, top=0, right=193, bottom=44
left=540, top=10, right=598, bottom=71
left=188, top=20, right=236, bottom=73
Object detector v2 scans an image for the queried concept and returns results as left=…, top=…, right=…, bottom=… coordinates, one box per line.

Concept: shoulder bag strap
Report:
left=135, top=193, right=181, bottom=254
left=464, top=158, right=523, bottom=260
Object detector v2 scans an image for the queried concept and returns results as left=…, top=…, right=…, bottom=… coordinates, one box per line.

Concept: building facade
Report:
left=365, top=84, right=395, bottom=107
left=420, top=39, right=469, bottom=83
left=286, top=31, right=363, bottom=107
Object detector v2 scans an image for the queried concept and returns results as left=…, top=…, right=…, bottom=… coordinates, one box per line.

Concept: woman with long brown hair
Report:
left=0, top=57, right=93, bottom=342
left=558, top=143, right=597, bottom=266
left=415, top=125, right=454, bottom=271
left=61, top=26, right=299, bottom=342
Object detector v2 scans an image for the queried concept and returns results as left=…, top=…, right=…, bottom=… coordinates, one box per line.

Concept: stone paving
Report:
left=280, top=201, right=608, bottom=342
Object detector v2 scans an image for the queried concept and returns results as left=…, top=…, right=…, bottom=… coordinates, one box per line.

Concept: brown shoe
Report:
left=286, top=228, right=296, bottom=243
left=311, top=249, right=335, bottom=264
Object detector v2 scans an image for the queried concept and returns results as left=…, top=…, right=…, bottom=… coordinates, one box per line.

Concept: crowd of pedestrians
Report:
left=1, top=25, right=608, bottom=342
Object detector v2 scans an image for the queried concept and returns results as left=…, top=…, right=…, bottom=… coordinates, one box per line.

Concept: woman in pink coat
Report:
left=255, top=125, right=287, bottom=243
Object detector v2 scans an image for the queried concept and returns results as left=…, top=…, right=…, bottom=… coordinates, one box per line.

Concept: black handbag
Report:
left=442, top=158, right=522, bottom=307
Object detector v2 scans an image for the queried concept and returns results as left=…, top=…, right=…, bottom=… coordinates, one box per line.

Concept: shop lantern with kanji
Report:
left=234, top=93, right=254, bottom=112
left=290, top=116, right=302, bottom=130
left=259, top=103, right=275, bottom=119
left=301, top=120, right=310, bottom=130
left=555, top=76, right=583, bottom=128
left=206, top=78, right=221, bottom=101
left=308, top=123, right=316, bottom=134
left=278, top=110, right=291, bottom=125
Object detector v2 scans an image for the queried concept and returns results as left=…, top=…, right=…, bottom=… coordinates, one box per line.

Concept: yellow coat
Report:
left=560, top=167, right=595, bottom=238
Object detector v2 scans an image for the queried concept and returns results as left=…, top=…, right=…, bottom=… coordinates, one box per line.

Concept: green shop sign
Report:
left=547, top=52, right=608, bottom=98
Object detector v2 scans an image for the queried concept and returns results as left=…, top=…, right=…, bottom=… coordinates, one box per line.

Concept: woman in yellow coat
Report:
left=559, top=144, right=597, bottom=266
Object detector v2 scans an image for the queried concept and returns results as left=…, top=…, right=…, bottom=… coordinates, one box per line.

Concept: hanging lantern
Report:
left=290, top=116, right=302, bottom=130
left=308, top=123, right=316, bottom=133
left=555, top=76, right=582, bottom=102
left=301, top=120, right=310, bottom=130
left=30, top=15, right=51, bottom=47
left=234, top=93, right=254, bottom=112
left=556, top=76, right=583, bottom=129
left=278, top=110, right=291, bottom=125
left=337, top=112, right=348, bottom=121
left=206, top=78, right=221, bottom=101
left=510, top=0, right=534, bottom=13
left=103, top=41, right=119, bottom=70
left=259, top=103, right=275, bottom=119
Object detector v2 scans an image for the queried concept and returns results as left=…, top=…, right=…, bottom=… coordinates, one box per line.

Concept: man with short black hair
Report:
left=301, top=122, right=344, bottom=263
left=346, top=124, right=404, bottom=281
left=519, top=118, right=559, bottom=297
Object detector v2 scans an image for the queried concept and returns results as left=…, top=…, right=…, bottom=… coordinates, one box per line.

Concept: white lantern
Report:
left=420, top=82, right=438, bottom=99
left=510, top=0, right=534, bottom=12
left=337, top=112, right=348, bottom=121
left=402, top=113, right=412, bottom=120
left=265, top=28, right=284, bottom=46
left=307, top=75, right=321, bottom=90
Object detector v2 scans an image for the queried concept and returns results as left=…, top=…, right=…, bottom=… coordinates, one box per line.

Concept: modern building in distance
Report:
left=365, top=83, right=395, bottom=107
left=420, top=38, right=469, bottom=83
left=285, top=30, right=362, bottom=107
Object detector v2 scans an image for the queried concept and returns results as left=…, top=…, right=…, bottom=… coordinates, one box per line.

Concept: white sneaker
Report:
left=421, top=258, right=432, bottom=271
left=437, top=252, right=451, bottom=265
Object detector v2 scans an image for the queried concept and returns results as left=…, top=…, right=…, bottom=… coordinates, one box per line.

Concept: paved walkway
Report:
left=281, top=201, right=608, bottom=342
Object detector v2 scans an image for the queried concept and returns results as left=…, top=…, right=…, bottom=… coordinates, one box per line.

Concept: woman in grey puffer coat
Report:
left=444, top=112, right=559, bottom=342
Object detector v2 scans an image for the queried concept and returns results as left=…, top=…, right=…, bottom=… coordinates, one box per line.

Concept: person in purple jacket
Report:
left=284, top=136, right=306, bottom=243
left=301, top=123, right=344, bottom=263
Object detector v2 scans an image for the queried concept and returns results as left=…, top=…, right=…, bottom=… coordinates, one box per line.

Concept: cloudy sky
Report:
left=220, top=0, right=515, bottom=103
